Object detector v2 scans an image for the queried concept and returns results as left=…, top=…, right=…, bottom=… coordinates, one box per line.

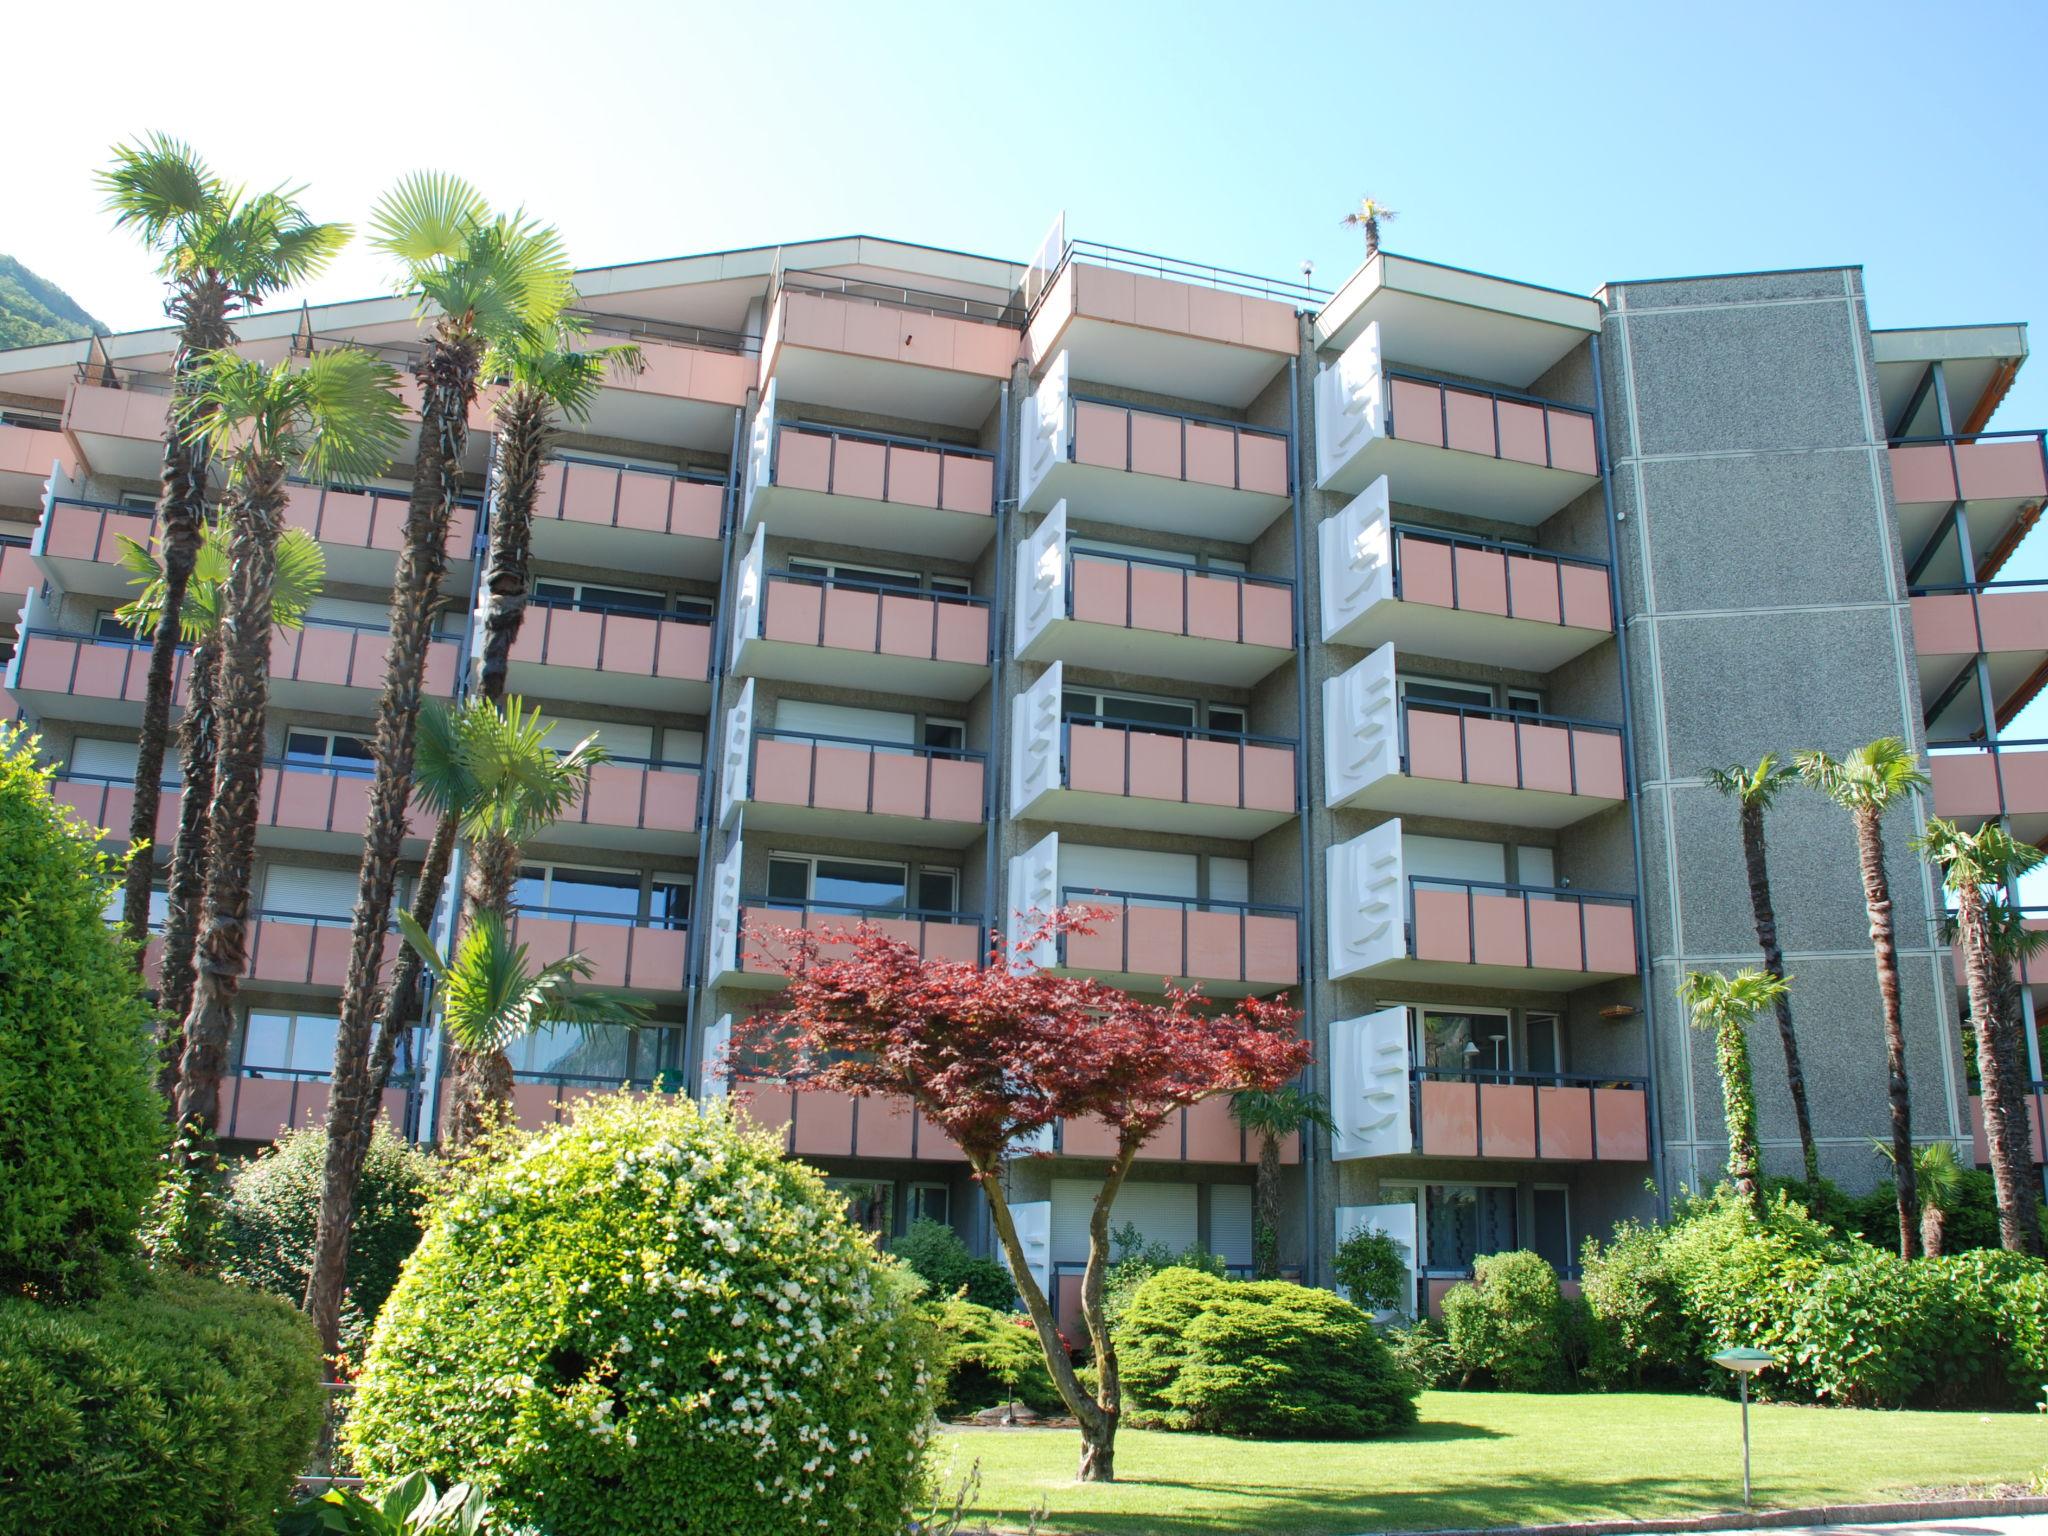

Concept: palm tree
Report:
left=1798, top=739, right=1931, bottom=1257
left=1914, top=816, right=2045, bottom=1254
left=311, top=177, right=575, bottom=1357
left=1679, top=969, right=1788, bottom=1218
left=404, top=696, right=607, bottom=1148
left=98, top=137, right=349, bottom=957
left=397, top=909, right=642, bottom=1148
left=1340, top=197, right=1399, bottom=257
left=168, top=349, right=404, bottom=1149
left=114, top=521, right=325, bottom=1098
left=1704, top=756, right=1820, bottom=1184
left=1873, top=1139, right=1968, bottom=1258
left=1229, top=1085, right=1337, bottom=1278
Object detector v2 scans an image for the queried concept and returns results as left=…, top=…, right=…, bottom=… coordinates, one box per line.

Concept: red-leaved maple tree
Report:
left=727, top=908, right=1308, bottom=1483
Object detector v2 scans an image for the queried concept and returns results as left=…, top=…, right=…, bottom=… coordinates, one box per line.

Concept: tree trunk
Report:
left=1973, top=897, right=2043, bottom=1255
left=980, top=1159, right=1122, bottom=1483
left=123, top=283, right=230, bottom=955
left=1741, top=802, right=1818, bottom=1184
left=310, top=329, right=481, bottom=1359
left=478, top=384, right=547, bottom=702
left=1715, top=1019, right=1764, bottom=1218
left=154, top=639, right=219, bottom=1103
left=1855, top=806, right=1919, bottom=1257
left=173, top=475, right=284, bottom=1142
left=1921, top=1202, right=1946, bottom=1258
left=1253, top=1131, right=1282, bottom=1278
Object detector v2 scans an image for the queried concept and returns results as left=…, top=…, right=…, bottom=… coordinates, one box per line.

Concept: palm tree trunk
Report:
left=1715, top=1019, right=1764, bottom=1218
left=122, top=286, right=230, bottom=954
left=478, top=384, right=547, bottom=702
left=1741, top=803, right=1819, bottom=1184
left=1976, top=905, right=2044, bottom=1254
left=154, top=640, right=218, bottom=1103
left=1856, top=805, right=1920, bottom=1257
left=311, top=329, right=482, bottom=1358
left=1253, top=1132, right=1282, bottom=1279
left=173, top=475, right=284, bottom=1142
left=444, top=829, right=525, bottom=1149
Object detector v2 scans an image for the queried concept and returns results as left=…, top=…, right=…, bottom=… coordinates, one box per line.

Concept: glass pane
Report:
left=929, top=576, right=972, bottom=596
left=1525, top=1014, right=1561, bottom=1075
left=1532, top=1188, right=1571, bottom=1272
left=545, top=868, right=641, bottom=918
left=582, top=585, right=664, bottom=612
left=331, top=734, right=375, bottom=765
left=533, top=580, right=575, bottom=603
left=1424, top=1185, right=1517, bottom=1272
left=917, top=869, right=958, bottom=914
left=1403, top=678, right=1494, bottom=710
left=288, top=1016, right=339, bottom=1074
left=812, top=859, right=905, bottom=910
left=516, top=1023, right=633, bottom=1081
left=651, top=878, right=691, bottom=929
left=909, top=1184, right=952, bottom=1226
left=1419, top=1010, right=1510, bottom=1074
left=1098, top=694, right=1196, bottom=730
left=766, top=857, right=810, bottom=902
left=285, top=731, right=329, bottom=763
left=828, top=1179, right=894, bottom=1239
left=512, top=868, right=550, bottom=912
left=241, top=1013, right=293, bottom=1071
left=923, top=720, right=966, bottom=752
left=1207, top=707, right=1248, bottom=737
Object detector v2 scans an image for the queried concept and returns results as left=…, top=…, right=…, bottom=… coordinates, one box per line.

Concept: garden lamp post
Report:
left=1711, top=1347, right=1773, bottom=1507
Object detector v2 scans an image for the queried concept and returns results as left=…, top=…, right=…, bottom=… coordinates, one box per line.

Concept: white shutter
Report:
left=661, top=727, right=705, bottom=765
left=1209, top=857, right=1249, bottom=905
left=774, top=701, right=915, bottom=744
left=70, top=738, right=141, bottom=778
left=308, top=596, right=393, bottom=628
left=1060, top=845, right=1197, bottom=901
left=1518, top=847, right=1556, bottom=891
left=261, top=865, right=360, bottom=918
left=1403, top=834, right=1506, bottom=885
left=1050, top=1178, right=1198, bottom=1265
left=1208, top=1185, right=1254, bottom=1267
left=1070, top=539, right=1196, bottom=569
left=540, top=716, right=654, bottom=760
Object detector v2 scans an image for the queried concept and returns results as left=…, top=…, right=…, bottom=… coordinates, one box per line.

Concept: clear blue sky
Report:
left=11, top=0, right=2048, bottom=710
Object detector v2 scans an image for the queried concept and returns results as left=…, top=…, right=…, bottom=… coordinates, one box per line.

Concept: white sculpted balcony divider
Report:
left=729, top=523, right=766, bottom=653
left=1313, top=319, right=1388, bottom=490
left=718, top=678, right=755, bottom=827
left=697, top=1014, right=731, bottom=1100
left=1328, top=1006, right=1411, bottom=1160
left=1016, top=352, right=1070, bottom=509
left=706, top=838, right=743, bottom=983
left=1323, top=643, right=1400, bottom=808
left=1334, top=1201, right=1419, bottom=1319
left=1316, top=476, right=1395, bottom=642
left=1012, top=501, right=1069, bottom=657
left=1008, top=661, right=1064, bottom=816
left=738, top=379, right=777, bottom=525
left=1327, top=819, right=1405, bottom=980
left=1005, top=830, right=1061, bottom=971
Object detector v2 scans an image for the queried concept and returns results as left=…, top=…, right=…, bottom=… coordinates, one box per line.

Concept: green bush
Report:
left=345, top=1094, right=940, bottom=1535
left=218, top=1124, right=433, bottom=1357
left=1331, top=1225, right=1409, bottom=1313
left=1102, top=1220, right=1227, bottom=1333
left=1116, top=1268, right=1417, bottom=1439
left=1440, top=1250, right=1576, bottom=1391
left=0, top=1265, right=323, bottom=1535
left=0, top=728, right=162, bottom=1298
left=1382, top=1317, right=1458, bottom=1390
left=1580, top=1217, right=1699, bottom=1389
left=890, top=1217, right=1015, bottom=1312
left=927, top=1298, right=1064, bottom=1417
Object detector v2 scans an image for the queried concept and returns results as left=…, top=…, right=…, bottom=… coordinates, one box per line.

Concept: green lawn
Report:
left=932, top=1391, right=2047, bottom=1536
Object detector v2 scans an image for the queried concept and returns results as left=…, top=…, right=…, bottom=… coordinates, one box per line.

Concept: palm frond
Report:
left=1795, top=738, right=1928, bottom=812
left=369, top=172, right=491, bottom=269
left=424, top=697, right=605, bottom=843
left=114, top=518, right=324, bottom=641
left=1679, top=967, right=1789, bottom=1030
left=410, top=703, right=483, bottom=823
left=418, top=910, right=647, bottom=1056
left=98, top=134, right=219, bottom=249
left=1916, top=814, right=2046, bottom=893
left=1702, top=753, right=1797, bottom=809
left=290, top=347, right=409, bottom=485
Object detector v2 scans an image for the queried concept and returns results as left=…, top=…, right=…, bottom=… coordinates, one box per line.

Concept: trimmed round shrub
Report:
left=1331, top=1225, right=1409, bottom=1313
left=0, top=728, right=162, bottom=1298
left=1440, top=1250, right=1574, bottom=1391
left=1116, top=1268, right=1417, bottom=1439
left=219, top=1123, right=433, bottom=1356
left=0, top=1265, right=323, bottom=1535
left=345, top=1094, right=940, bottom=1535
left=928, top=1298, right=1063, bottom=1416
left=890, top=1217, right=1016, bottom=1312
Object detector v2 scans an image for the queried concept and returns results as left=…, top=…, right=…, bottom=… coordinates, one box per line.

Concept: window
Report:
left=1413, top=1007, right=1512, bottom=1075
left=1206, top=705, right=1248, bottom=737
left=533, top=578, right=666, bottom=615
left=1063, top=687, right=1197, bottom=732
left=95, top=611, right=144, bottom=642
left=768, top=854, right=907, bottom=910
left=1398, top=675, right=1495, bottom=711
left=1525, top=1013, right=1562, bottom=1076
left=651, top=875, right=692, bottom=930
left=923, top=718, right=966, bottom=753
left=826, top=1178, right=894, bottom=1240
left=103, top=880, right=167, bottom=929
left=239, top=1011, right=339, bottom=1075
left=1532, top=1187, right=1572, bottom=1274
left=907, top=1183, right=952, bottom=1228
left=118, top=491, right=158, bottom=511
left=1506, top=688, right=1545, bottom=715
left=788, top=556, right=918, bottom=593
left=929, top=575, right=972, bottom=597
left=1423, top=1184, right=1517, bottom=1272
left=916, top=868, right=960, bottom=916
left=674, top=595, right=716, bottom=622
left=509, top=1022, right=638, bottom=1081
left=284, top=729, right=376, bottom=772
left=516, top=864, right=642, bottom=920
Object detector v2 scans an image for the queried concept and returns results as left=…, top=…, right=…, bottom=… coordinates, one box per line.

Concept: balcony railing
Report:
left=1389, top=524, right=1613, bottom=629
left=762, top=569, right=991, bottom=664
left=749, top=728, right=986, bottom=823
left=1890, top=429, right=2048, bottom=507
left=537, top=455, right=726, bottom=541
left=74, top=361, right=175, bottom=394
left=768, top=421, right=996, bottom=515
left=37, top=495, right=154, bottom=564
left=1408, top=876, right=1638, bottom=977
left=1058, top=887, right=1300, bottom=987
left=566, top=307, right=757, bottom=355
left=1409, top=1066, right=1650, bottom=1162
left=1384, top=371, right=1600, bottom=475
left=1061, top=394, right=1290, bottom=496
left=738, top=899, right=988, bottom=976
left=1398, top=700, right=1626, bottom=800
left=781, top=269, right=1024, bottom=328
left=1025, top=239, right=1328, bottom=321
left=1064, top=550, right=1295, bottom=650
left=220, top=1063, right=415, bottom=1142
left=1060, top=714, right=1297, bottom=813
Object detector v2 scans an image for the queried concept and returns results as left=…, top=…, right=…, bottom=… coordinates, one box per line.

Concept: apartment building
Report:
left=1, top=231, right=2040, bottom=1325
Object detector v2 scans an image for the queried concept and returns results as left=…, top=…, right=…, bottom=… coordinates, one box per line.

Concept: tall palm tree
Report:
left=1340, top=197, right=1399, bottom=257
left=1229, top=1085, right=1336, bottom=1278
left=404, top=696, right=608, bottom=1149
left=311, top=177, right=575, bottom=1357
left=1914, top=816, right=2045, bottom=1254
left=115, top=521, right=325, bottom=1098
left=1679, top=969, right=1788, bottom=1218
left=98, top=136, right=349, bottom=957
left=397, top=909, right=642, bottom=1148
left=1704, top=756, right=1820, bottom=1184
left=1798, top=739, right=1931, bottom=1257
left=169, top=349, right=404, bottom=1148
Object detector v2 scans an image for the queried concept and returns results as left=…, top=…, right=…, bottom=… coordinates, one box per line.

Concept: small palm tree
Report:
left=99, top=136, right=349, bottom=955
left=1341, top=197, right=1399, bottom=257
left=398, top=911, right=643, bottom=1149
left=1230, top=1085, right=1337, bottom=1278
left=1798, top=739, right=1930, bottom=1257
left=170, top=348, right=404, bottom=1148
left=313, top=177, right=576, bottom=1356
left=1704, top=756, right=1819, bottom=1184
left=1679, top=969, right=1788, bottom=1218
left=115, top=520, right=325, bottom=1097
left=1914, top=816, right=2045, bottom=1255
left=1873, top=1139, right=1968, bottom=1258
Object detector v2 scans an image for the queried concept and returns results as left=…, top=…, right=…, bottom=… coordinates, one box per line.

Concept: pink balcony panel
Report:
left=1932, top=749, right=2048, bottom=825
left=63, top=381, right=168, bottom=441
left=283, top=484, right=475, bottom=557
left=1069, top=560, right=1292, bottom=650
left=1389, top=380, right=1598, bottom=475
left=563, top=763, right=700, bottom=837
left=791, top=1088, right=856, bottom=1158
left=1967, top=1090, right=2046, bottom=1166
left=1067, top=725, right=1293, bottom=814
left=0, top=421, right=76, bottom=484
left=1482, top=1082, right=1540, bottom=1158
left=774, top=290, right=1015, bottom=380
left=741, top=906, right=983, bottom=977
left=511, top=607, right=711, bottom=683
left=53, top=777, right=179, bottom=847
left=217, top=1077, right=404, bottom=1142
left=608, top=337, right=751, bottom=407
left=42, top=499, right=154, bottom=565
left=1030, top=263, right=1298, bottom=363
left=511, top=1081, right=604, bottom=1131
left=260, top=766, right=436, bottom=842
left=0, top=541, right=35, bottom=598
left=1891, top=440, right=2048, bottom=505
left=753, top=738, right=982, bottom=824
left=1537, top=1086, right=1595, bottom=1161
left=1419, top=1078, right=1480, bottom=1157
left=1070, top=400, right=1286, bottom=495
left=1913, top=589, right=2048, bottom=658
left=1395, top=537, right=1613, bottom=633
left=761, top=578, right=987, bottom=665
left=1593, top=1088, right=1650, bottom=1161
left=241, top=921, right=395, bottom=991
left=1066, top=904, right=1296, bottom=987
left=1405, top=711, right=1624, bottom=800
left=1413, top=889, right=1636, bottom=976
left=537, top=460, right=723, bottom=541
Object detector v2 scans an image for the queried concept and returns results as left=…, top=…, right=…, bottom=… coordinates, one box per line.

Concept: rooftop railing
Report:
left=566, top=307, right=757, bottom=356
left=1026, top=239, right=1328, bottom=324
left=779, top=268, right=1024, bottom=328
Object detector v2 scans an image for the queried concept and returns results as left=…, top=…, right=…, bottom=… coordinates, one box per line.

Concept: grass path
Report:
left=932, top=1391, right=2047, bottom=1536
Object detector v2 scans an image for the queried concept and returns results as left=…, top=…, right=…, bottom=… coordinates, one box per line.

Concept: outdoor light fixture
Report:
left=1711, top=1347, right=1773, bottom=1507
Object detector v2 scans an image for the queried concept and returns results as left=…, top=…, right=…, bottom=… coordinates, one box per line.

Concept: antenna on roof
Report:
left=1301, top=259, right=1315, bottom=285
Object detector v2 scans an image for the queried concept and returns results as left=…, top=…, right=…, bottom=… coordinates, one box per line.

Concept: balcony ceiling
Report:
left=767, top=347, right=1002, bottom=430
left=1020, top=617, right=1293, bottom=688
left=1020, top=459, right=1291, bottom=542
left=1328, top=595, right=1611, bottom=672
left=1017, top=784, right=1295, bottom=840
left=734, top=799, right=984, bottom=849
left=1353, top=953, right=1632, bottom=992
left=1333, top=773, right=1623, bottom=830
left=1315, top=253, right=1599, bottom=386
left=1874, top=324, right=2027, bottom=438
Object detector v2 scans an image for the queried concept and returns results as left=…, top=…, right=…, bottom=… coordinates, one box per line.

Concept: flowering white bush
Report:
left=344, top=1094, right=939, bottom=1534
